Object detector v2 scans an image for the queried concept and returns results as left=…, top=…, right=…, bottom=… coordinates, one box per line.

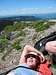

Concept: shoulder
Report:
left=7, top=71, right=15, bottom=75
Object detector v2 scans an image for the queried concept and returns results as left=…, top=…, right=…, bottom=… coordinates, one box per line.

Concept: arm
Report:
left=19, top=45, right=45, bottom=64
left=45, top=41, right=56, bottom=53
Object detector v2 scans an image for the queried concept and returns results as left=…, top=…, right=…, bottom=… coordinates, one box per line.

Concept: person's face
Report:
left=26, top=56, right=37, bottom=68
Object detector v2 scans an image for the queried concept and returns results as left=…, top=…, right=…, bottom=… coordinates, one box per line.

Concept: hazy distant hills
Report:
left=33, top=13, right=56, bottom=19
left=0, top=16, right=40, bottom=21
left=0, top=13, right=56, bottom=21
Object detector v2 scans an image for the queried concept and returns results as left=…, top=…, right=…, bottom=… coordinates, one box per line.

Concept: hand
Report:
left=38, top=52, right=45, bottom=63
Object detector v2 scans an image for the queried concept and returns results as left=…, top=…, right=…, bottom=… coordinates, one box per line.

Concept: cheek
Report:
left=27, top=58, right=31, bottom=62
left=33, top=59, right=37, bottom=63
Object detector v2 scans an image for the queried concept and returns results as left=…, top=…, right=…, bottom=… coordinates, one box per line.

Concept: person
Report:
left=45, top=41, right=56, bottom=53
left=7, top=44, right=45, bottom=75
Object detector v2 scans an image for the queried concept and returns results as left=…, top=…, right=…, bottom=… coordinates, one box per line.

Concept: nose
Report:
left=30, top=57, right=33, bottom=59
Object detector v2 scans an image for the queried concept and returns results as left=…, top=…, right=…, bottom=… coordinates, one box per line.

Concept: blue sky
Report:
left=0, top=0, right=56, bottom=16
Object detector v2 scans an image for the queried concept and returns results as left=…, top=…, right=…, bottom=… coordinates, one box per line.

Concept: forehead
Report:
left=25, top=54, right=39, bottom=60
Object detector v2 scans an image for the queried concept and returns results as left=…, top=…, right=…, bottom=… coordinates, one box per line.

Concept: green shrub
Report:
left=12, top=41, right=21, bottom=50
left=33, top=20, right=49, bottom=32
left=0, top=38, right=8, bottom=52
left=47, top=22, right=55, bottom=26
left=51, top=64, right=56, bottom=69
left=4, top=25, right=14, bottom=32
left=18, top=31, right=26, bottom=36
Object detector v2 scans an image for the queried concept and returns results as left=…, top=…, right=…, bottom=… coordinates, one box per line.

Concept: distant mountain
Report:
left=0, top=15, right=41, bottom=21
left=32, top=13, right=56, bottom=19
left=0, top=13, right=56, bottom=21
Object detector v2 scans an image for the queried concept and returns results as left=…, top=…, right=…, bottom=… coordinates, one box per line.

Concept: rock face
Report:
left=0, top=24, right=56, bottom=74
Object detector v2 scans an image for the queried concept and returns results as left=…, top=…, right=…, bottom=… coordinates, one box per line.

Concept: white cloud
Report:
left=16, top=8, right=41, bottom=14
left=0, top=7, right=56, bottom=16
left=16, top=8, right=56, bottom=14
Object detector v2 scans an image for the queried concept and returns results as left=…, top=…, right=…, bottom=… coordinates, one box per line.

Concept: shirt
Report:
left=7, top=64, right=41, bottom=75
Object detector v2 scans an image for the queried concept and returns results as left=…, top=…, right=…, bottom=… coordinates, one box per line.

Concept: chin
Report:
left=29, top=63, right=35, bottom=67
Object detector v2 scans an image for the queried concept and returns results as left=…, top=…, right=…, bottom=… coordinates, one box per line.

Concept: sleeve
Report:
left=7, top=71, right=15, bottom=75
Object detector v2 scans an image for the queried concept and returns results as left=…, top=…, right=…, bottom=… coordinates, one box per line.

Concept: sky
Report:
left=0, top=0, right=56, bottom=16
